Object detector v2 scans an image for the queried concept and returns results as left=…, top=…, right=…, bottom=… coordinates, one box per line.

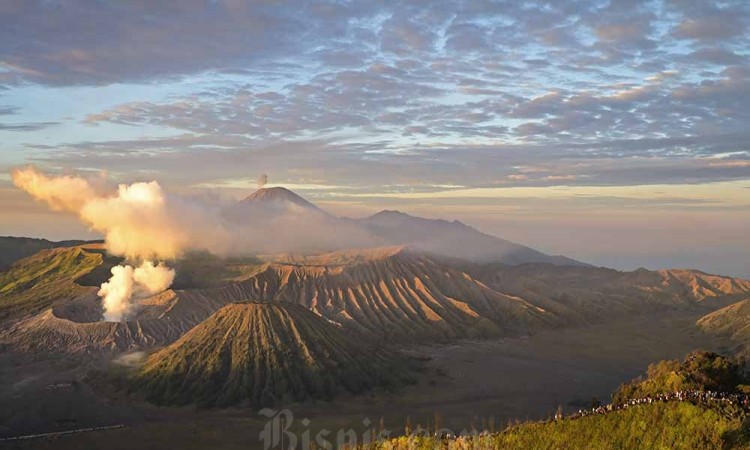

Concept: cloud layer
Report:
left=1, top=1, right=749, bottom=277
left=0, top=1, right=745, bottom=194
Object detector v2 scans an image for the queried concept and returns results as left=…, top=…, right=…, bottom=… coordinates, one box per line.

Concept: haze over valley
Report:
left=2, top=1, right=750, bottom=448
left=0, top=175, right=749, bottom=448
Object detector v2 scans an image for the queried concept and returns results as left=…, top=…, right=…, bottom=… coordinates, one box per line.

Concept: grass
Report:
left=612, top=350, right=749, bottom=404
left=364, top=351, right=750, bottom=450
left=373, top=402, right=747, bottom=450
left=0, top=247, right=103, bottom=321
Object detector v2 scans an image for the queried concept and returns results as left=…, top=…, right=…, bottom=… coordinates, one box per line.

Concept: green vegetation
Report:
left=377, top=402, right=748, bottom=450
left=367, top=351, right=750, bottom=450
left=0, top=246, right=103, bottom=321
left=613, top=351, right=749, bottom=404
left=0, top=236, right=94, bottom=271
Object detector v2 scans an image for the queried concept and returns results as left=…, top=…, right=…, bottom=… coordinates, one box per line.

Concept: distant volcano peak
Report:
left=240, top=186, right=322, bottom=212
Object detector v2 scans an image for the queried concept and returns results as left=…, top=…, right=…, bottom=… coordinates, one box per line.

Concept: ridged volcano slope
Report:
left=0, top=247, right=548, bottom=355
left=171, top=247, right=550, bottom=341
left=6, top=245, right=750, bottom=356
left=469, top=263, right=750, bottom=324
left=132, top=302, right=415, bottom=407
left=0, top=246, right=205, bottom=354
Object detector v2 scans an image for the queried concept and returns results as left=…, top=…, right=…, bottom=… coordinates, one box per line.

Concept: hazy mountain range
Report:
left=227, top=186, right=586, bottom=266
left=1, top=186, right=749, bottom=410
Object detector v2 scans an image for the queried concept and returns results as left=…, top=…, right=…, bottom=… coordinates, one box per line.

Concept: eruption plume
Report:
left=11, top=166, right=228, bottom=321
left=9, top=167, right=98, bottom=212
left=257, top=173, right=268, bottom=189
left=99, top=262, right=175, bottom=321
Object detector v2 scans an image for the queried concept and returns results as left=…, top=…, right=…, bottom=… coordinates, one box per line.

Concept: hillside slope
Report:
left=226, top=186, right=586, bottom=266
left=357, top=210, right=586, bottom=266
left=469, top=263, right=750, bottom=324
left=0, top=246, right=105, bottom=322
left=697, top=299, right=750, bottom=356
left=0, top=236, right=97, bottom=272
left=5, top=245, right=750, bottom=356
left=0, top=246, right=550, bottom=354
left=172, top=246, right=550, bottom=341
left=225, top=187, right=380, bottom=254
left=132, top=302, right=415, bottom=407
left=374, top=351, right=750, bottom=450
left=0, top=246, right=194, bottom=354
left=237, top=186, right=327, bottom=214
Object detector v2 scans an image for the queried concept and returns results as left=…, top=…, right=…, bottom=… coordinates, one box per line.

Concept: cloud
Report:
left=674, top=17, right=747, bottom=41
left=0, top=122, right=58, bottom=131
left=0, top=0, right=741, bottom=88
left=0, top=1, right=357, bottom=85
left=687, top=48, right=746, bottom=66
left=23, top=131, right=750, bottom=196
left=1, top=0, right=748, bottom=280
left=3, top=0, right=750, bottom=199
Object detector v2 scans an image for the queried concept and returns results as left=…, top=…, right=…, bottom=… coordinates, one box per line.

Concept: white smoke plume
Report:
left=11, top=166, right=228, bottom=321
left=12, top=168, right=229, bottom=260
left=99, top=262, right=175, bottom=322
left=11, top=166, right=387, bottom=319
left=257, top=173, right=268, bottom=189
left=98, top=265, right=135, bottom=322
left=10, top=167, right=99, bottom=212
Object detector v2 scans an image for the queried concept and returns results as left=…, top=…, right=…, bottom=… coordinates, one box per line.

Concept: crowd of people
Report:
left=423, top=389, right=750, bottom=442
left=565, top=390, right=750, bottom=420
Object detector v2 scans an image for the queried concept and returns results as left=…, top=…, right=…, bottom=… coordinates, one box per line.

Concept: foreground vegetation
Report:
left=366, top=351, right=750, bottom=450
left=613, top=350, right=750, bottom=404
left=376, top=402, right=746, bottom=450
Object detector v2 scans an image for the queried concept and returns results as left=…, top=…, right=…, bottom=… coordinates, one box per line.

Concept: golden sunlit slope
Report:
left=469, top=264, right=750, bottom=324
left=0, top=246, right=549, bottom=355
left=4, top=245, right=750, bottom=356
left=697, top=296, right=750, bottom=356
left=174, top=246, right=551, bottom=341
left=0, top=236, right=98, bottom=271
left=132, top=302, right=415, bottom=407
left=657, top=269, right=750, bottom=301
left=0, top=245, right=106, bottom=321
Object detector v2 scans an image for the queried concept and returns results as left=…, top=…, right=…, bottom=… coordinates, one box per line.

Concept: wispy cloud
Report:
left=1, top=0, right=750, bottom=275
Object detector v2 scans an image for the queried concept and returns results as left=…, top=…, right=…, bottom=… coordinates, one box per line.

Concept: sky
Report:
left=0, top=0, right=749, bottom=277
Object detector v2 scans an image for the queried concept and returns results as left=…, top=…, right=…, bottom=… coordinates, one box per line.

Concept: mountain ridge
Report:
left=355, top=208, right=587, bottom=266
left=232, top=186, right=589, bottom=266
left=0, top=236, right=102, bottom=272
